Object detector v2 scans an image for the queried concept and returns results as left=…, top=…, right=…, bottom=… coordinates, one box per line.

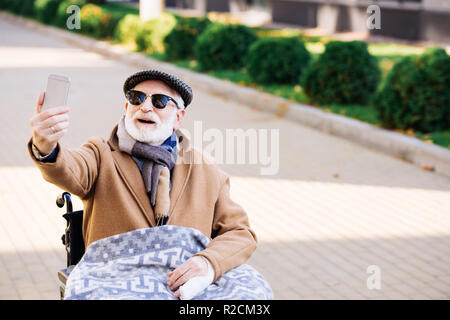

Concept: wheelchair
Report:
left=54, top=192, right=272, bottom=300
left=56, top=192, right=85, bottom=300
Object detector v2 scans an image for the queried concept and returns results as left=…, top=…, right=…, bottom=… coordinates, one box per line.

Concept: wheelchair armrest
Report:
left=58, top=265, right=76, bottom=286
left=62, top=210, right=85, bottom=267
left=57, top=192, right=85, bottom=267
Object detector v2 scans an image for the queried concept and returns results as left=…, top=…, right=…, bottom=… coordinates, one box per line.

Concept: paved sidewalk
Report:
left=0, top=16, right=449, bottom=300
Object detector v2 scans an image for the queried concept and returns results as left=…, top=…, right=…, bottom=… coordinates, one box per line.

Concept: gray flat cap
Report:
left=123, top=69, right=193, bottom=107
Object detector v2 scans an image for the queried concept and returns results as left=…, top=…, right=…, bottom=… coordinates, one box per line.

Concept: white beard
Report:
left=124, top=108, right=177, bottom=146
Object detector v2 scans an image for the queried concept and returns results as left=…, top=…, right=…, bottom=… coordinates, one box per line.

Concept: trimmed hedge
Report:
left=301, top=41, right=381, bottom=105
left=0, top=0, right=22, bottom=12
left=115, top=13, right=141, bottom=44
left=20, top=0, right=36, bottom=17
left=55, top=0, right=85, bottom=28
left=79, top=3, right=112, bottom=38
left=35, top=0, right=62, bottom=24
left=104, top=13, right=122, bottom=39
left=163, top=16, right=211, bottom=61
left=194, top=23, right=258, bottom=71
left=422, top=46, right=448, bottom=59
left=135, top=13, right=177, bottom=54
left=246, top=36, right=311, bottom=84
left=373, top=48, right=450, bottom=132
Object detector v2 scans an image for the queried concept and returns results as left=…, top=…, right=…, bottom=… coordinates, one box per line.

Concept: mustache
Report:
left=132, top=111, right=161, bottom=125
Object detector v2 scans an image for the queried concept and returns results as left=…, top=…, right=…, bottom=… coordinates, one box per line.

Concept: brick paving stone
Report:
left=17, top=288, right=41, bottom=300
left=35, top=281, right=59, bottom=295
left=332, top=284, right=365, bottom=300
left=382, top=289, right=409, bottom=300
left=318, top=289, right=346, bottom=300
left=421, top=287, right=449, bottom=299
left=382, top=273, right=408, bottom=288
left=1, top=15, right=450, bottom=300
left=40, top=292, right=60, bottom=300
left=428, top=280, right=450, bottom=295
left=0, top=287, right=20, bottom=300
left=290, top=283, right=319, bottom=297
left=391, top=282, right=421, bottom=297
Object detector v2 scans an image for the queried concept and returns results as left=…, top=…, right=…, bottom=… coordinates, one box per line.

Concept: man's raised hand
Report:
left=30, top=91, right=70, bottom=155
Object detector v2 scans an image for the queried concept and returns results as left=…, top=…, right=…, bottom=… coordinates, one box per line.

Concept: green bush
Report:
left=301, top=41, right=381, bottom=105
left=373, top=48, right=450, bottom=132
left=55, top=0, right=85, bottom=28
left=3, top=0, right=24, bottom=13
left=20, top=0, right=36, bottom=17
left=422, top=47, right=448, bottom=59
left=194, top=23, right=258, bottom=71
left=104, top=12, right=122, bottom=39
left=246, top=36, right=311, bottom=84
left=0, top=0, right=35, bottom=15
left=0, top=0, right=9, bottom=11
left=35, top=0, right=62, bottom=24
left=163, top=16, right=212, bottom=61
left=135, top=13, right=177, bottom=53
left=79, top=3, right=112, bottom=38
left=115, top=13, right=141, bottom=44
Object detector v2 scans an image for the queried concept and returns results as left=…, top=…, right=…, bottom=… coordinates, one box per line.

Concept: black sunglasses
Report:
left=126, top=90, right=180, bottom=109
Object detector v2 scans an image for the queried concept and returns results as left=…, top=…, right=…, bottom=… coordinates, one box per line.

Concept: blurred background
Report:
left=0, top=0, right=449, bottom=300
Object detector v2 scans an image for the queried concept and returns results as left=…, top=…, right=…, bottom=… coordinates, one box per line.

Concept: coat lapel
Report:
left=107, top=124, right=193, bottom=227
left=167, top=128, right=193, bottom=224
left=108, top=125, right=155, bottom=226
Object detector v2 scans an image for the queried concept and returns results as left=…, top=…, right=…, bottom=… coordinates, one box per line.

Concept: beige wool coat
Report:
left=27, top=124, right=257, bottom=281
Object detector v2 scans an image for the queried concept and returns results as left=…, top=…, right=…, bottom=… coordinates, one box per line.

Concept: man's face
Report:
left=124, top=80, right=185, bottom=145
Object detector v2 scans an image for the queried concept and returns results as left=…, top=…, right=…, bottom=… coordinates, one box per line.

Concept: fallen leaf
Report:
left=420, top=165, right=435, bottom=172
left=332, top=173, right=340, bottom=178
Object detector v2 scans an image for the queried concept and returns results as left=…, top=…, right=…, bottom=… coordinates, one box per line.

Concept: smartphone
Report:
left=42, top=74, right=71, bottom=110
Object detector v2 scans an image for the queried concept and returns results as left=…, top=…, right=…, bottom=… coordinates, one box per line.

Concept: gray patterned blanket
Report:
left=64, top=225, right=273, bottom=300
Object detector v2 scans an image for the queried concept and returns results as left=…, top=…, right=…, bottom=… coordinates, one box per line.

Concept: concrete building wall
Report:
left=369, top=6, right=421, bottom=40
left=163, top=0, right=450, bottom=43
left=271, top=0, right=318, bottom=27
left=206, top=0, right=230, bottom=12
left=269, top=0, right=450, bottom=43
left=420, top=10, right=450, bottom=43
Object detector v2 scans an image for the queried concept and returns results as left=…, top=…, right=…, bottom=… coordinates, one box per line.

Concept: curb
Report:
left=2, top=11, right=450, bottom=179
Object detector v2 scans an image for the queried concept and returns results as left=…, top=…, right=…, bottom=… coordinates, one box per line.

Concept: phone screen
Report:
left=42, top=74, right=71, bottom=110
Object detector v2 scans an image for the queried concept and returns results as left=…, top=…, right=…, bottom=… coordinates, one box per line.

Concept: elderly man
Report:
left=28, top=70, right=257, bottom=299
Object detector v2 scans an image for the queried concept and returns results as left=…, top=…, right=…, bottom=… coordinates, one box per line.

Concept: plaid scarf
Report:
left=117, top=115, right=178, bottom=225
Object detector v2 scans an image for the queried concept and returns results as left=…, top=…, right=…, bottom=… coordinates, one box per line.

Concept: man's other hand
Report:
left=167, top=256, right=209, bottom=298
left=30, top=91, right=70, bottom=155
